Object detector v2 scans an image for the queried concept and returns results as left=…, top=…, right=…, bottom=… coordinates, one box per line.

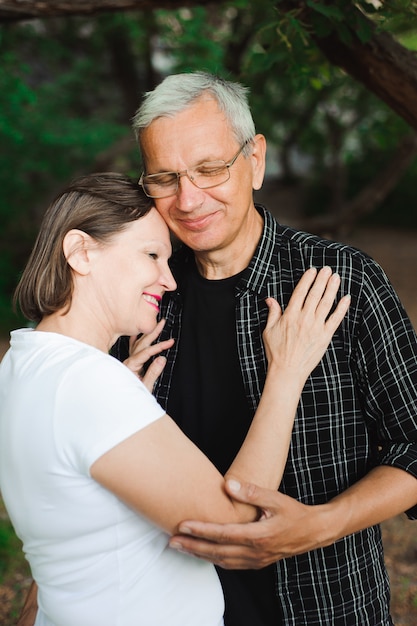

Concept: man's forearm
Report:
left=169, top=465, right=417, bottom=569
left=16, top=580, right=37, bottom=626
left=321, top=465, right=417, bottom=545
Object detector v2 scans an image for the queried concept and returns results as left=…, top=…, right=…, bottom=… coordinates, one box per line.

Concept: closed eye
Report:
left=196, top=162, right=226, bottom=176
left=145, top=173, right=177, bottom=186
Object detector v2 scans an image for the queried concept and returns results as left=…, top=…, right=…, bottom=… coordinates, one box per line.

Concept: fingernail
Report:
left=178, top=525, right=192, bottom=534
left=228, top=479, right=241, bottom=493
left=170, top=542, right=189, bottom=554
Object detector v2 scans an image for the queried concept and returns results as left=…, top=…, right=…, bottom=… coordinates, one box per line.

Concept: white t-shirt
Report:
left=0, top=329, right=224, bottom=626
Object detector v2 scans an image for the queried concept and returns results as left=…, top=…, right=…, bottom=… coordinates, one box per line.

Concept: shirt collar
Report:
left=170, top=204, right=281, bottom=297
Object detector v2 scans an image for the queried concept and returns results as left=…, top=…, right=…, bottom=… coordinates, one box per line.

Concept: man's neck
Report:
left=195, top=209, right=264, bottom=280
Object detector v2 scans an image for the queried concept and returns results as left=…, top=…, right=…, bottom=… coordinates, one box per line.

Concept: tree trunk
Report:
left=0, top=0, right=208, bottom=21
left=338, top=133, right=417, bottom=233
left=314, top=28, right=417, bottom=132
left=305, top=132, right=417, bottom=237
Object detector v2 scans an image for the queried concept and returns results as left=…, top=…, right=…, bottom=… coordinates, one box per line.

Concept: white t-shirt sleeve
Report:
left=54, top=352, right=166, bottom=474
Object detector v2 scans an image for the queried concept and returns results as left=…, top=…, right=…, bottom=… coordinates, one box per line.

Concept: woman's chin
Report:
left=131, top=320, right=158, bottom=336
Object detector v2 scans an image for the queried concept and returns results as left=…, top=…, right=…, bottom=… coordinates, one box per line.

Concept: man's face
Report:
left=140, top=97, right=266, bottom=258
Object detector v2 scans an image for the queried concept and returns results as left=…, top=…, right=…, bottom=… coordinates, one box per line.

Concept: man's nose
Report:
left=176, top=172, right=204, bottom=210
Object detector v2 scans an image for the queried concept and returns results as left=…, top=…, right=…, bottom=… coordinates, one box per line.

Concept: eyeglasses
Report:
left=139, top=140, right=250, bottom=199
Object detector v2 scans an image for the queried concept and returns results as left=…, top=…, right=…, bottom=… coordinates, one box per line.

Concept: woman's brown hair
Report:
left=14, top=172, right=153, bottom=323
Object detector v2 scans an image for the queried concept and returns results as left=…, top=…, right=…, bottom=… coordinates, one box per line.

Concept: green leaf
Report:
left=306, top=0, right=345, bottom=21
left=354, top=14, right=375, bottom=43
left=335, top=21, right=355, bottom=46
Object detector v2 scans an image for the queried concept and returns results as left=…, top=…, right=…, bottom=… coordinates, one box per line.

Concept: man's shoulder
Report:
left=260, top=205, right=371, bottom=264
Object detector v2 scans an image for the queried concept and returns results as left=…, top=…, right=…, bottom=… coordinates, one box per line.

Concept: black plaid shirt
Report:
left=151, top=206, right=417, bottom=625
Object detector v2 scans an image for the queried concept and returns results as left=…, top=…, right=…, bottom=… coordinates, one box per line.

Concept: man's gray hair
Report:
left=133, top=72, right=256, bottom=156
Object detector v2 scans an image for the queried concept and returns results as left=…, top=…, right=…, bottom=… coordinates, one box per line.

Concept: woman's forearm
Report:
left=226, top=270, right=350, bottom=506
left=225, top=369, right=304, bottom=491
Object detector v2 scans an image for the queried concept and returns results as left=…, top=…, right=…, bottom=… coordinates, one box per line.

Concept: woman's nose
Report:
left=162, top=265, right=177, bottom=292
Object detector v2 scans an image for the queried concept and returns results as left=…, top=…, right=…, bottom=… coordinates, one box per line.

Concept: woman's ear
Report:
left=63, top=229, right=95, bottom=276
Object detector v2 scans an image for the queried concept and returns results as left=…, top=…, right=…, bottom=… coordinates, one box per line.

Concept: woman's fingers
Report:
left=123, top=319, right=174, bottom=380
left=264, top=297, right=282, bottom=331
left=324, top=293, right=351, bottom=334
left=305, top=268, right=338, bottom=315
left=262, top=267, right=350, bottom=377
left=303, top=269, right=351, bottom=333
left=284, top=267, right=318, bottom=311
left=286, top=267, right=348, bottom=324
left=129, top=319, right=166, bottom=356
left=288, top=266, right=335, bottom=316
left=141, top=356, right=168, bottom=392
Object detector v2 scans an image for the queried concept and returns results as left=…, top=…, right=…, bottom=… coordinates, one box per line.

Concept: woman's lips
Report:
left=143, top=293, right=161, bottom=311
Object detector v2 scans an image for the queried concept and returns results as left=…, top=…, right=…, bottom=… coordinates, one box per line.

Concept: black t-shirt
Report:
left=167, top=260, right=281, bottom=626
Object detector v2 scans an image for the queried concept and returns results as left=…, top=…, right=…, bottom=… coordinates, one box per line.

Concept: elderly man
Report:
left=126, top=72, right=417, bottom=626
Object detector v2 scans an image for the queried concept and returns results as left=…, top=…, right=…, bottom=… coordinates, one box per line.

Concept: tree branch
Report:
left=0, top=0, right=224, bottom=22
left=314, top=28, right=417, bottom=131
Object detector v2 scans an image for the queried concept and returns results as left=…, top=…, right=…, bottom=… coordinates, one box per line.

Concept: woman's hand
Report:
left=123, top=319, right=175, bottom=392
left=263, top=267, right=350, bottom=382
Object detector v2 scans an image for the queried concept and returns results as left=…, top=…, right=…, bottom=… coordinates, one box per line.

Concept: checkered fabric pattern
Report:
left=150, top=206, right=417, bottom=625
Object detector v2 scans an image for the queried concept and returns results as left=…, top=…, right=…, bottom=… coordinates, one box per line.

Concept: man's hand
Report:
left=169, top=480, right=331, bottom=569
left=170, top=467, right=417, bottom=570
left=123, top=319, right=174, bottom=392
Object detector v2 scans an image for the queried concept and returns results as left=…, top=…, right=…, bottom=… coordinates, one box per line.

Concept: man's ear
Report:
left=62, top=229, right=95, bottom=276
left=251, top=134, right=267, bottom=192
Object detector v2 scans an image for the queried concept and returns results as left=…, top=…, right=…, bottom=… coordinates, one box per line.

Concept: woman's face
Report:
left=90, top=207, right=176, bottom=340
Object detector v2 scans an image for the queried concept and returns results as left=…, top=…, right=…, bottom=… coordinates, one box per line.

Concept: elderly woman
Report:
left=0, top=172, right=349, bottom=626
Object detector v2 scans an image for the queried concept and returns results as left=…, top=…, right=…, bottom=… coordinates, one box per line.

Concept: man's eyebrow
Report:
left=147, top=152, right=226, bottom=174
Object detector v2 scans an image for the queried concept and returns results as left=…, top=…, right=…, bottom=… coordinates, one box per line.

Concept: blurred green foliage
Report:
left=0, top=513, right=29, bottom=581
left=0, top=1, right=417, bottom=334
left=0, top=502, right=31, bottom=623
